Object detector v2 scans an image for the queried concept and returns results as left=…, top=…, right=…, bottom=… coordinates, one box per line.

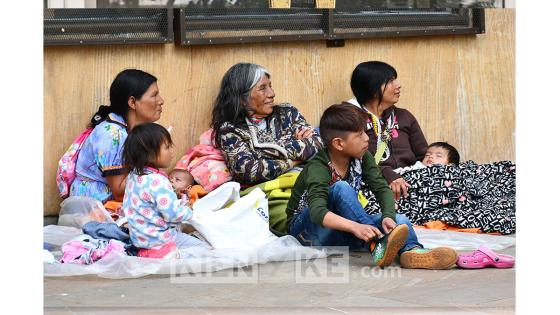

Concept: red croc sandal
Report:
left=457, top=244, right=515, bottom=269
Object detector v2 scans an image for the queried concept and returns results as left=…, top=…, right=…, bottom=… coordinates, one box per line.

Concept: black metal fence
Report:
left=44, top=5, right=485, bottom=46
left=174, top=7, right=483, bottom=45
left=44, top=8, right=173, bottom=45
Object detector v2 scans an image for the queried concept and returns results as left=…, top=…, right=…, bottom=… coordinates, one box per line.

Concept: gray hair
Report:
left=211, top=63, right=272, bottom=146
left=242, top=63, right=271, bottom=100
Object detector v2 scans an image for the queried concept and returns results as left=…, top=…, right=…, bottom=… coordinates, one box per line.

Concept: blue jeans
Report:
left=289, top=181, right=423, bottom=254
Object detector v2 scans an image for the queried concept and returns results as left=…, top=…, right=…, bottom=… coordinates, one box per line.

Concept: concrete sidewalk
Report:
left=44, top=247, right=515, bottom=314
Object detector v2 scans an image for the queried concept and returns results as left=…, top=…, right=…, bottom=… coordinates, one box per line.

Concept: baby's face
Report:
left=422, top=146, right=449, bottom=166
left=169, top=170, right=194, bottom=193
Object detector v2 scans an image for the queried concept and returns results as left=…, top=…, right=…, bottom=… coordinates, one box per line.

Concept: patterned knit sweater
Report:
left=217, top=103, right=324, bottom=185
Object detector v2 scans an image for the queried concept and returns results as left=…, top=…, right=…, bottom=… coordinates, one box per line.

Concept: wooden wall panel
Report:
left=44, top=9, right=514, bottom=215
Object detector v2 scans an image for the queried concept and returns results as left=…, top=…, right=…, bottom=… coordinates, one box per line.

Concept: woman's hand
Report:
left=390, top=177, right=410, bottom=200
left=381, top=217, right=397, bottom=234
left=295, top=127, right=314, bottom=140
left=350, top=222, right=384, bottom=242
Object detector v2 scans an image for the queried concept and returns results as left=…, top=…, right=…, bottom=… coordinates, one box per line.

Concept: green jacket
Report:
left=286, top=148, right=395, bottom=227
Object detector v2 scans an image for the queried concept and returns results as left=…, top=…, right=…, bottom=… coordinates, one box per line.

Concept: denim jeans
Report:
left=289, top=181, right=423, bottom=254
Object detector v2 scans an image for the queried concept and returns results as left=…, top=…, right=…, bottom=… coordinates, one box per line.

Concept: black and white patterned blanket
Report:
left=363, top=161, right=516, bottom=234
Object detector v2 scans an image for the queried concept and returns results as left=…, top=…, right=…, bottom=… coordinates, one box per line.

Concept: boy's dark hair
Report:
left=429, top=142, right=460, bottom=165
left=123, top=123, right=173, bottom=175
left=319, top=103, right=368, bottom=147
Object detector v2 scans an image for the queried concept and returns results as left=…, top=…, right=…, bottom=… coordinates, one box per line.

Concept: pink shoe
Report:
left=137, top=242, right=178, bottom=259
left=457, top=245, right=515, bottom=269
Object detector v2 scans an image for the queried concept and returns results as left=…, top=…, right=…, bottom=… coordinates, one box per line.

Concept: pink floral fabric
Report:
left=175, top=129, right=231, bottom=192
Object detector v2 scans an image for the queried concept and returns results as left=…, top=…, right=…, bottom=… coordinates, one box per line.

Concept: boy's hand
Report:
left=381, top=217, right=397, bottom=234
left=390, top=177, right=410, bottom=200
left=350, top=223, right=384, bottom=242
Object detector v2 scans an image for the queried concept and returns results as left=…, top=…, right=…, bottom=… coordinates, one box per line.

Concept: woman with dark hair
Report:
left=349, top=62, right=516, bottom=236
left=349, top=61, right=428, bottom=200
left=211, top=62, right=323, bottom=185
left=68, top=69, right=164, bottom=202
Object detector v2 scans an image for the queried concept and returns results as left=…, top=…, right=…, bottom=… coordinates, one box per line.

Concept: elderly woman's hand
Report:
left=295, top=127, right=314, bottom=140
left=390, top=177, right=410, bottom=200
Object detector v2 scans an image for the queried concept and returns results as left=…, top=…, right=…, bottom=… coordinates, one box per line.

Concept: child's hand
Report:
left=185, top=185, right=193, bottom=195
left=381, top=217, right=397, bottom=234
left=180, top=193, right=193, bottom=208
left=350, top=222, right=384, bottom=242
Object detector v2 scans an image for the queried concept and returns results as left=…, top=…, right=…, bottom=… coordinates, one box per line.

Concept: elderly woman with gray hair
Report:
left=211, top=62, right=323, bottom=185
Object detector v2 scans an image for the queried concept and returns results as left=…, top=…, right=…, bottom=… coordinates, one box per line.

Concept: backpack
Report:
left=56, top=127, right=94, bottom=199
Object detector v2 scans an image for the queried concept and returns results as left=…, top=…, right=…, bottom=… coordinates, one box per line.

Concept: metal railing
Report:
left=44, top=5, right=485, bottom=46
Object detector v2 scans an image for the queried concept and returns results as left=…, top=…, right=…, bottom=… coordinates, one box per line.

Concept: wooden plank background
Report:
left=44, top=9, right=514, bottom=216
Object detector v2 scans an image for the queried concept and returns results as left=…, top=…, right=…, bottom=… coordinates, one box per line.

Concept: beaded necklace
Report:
left=366, top=109, right=396, bottom=164
left=248, top=116, right=267, bottom=130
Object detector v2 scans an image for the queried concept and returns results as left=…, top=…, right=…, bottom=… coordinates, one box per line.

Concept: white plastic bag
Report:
left=43, top=225, right=84, bottom=247
left=57, top=196, right=114, bottom=229
left=193, top=181, right=240, bottom=215
left=190, top=182, right=275, bottom=249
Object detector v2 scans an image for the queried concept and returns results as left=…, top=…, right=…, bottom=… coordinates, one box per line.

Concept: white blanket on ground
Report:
left=43, top=225, right=515, bottom=279
left=44, top=182, right=326, bottom=279
left=43, top=224, right=322, bottom=279
left=43, top=182, right=515, bottom=279
left=415, top=228, right=516, bottom=251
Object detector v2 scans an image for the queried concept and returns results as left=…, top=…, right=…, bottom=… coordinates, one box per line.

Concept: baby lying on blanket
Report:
left=363, top=140, right=516, bottom=234
left=394, top=142, right=460, bottom=175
